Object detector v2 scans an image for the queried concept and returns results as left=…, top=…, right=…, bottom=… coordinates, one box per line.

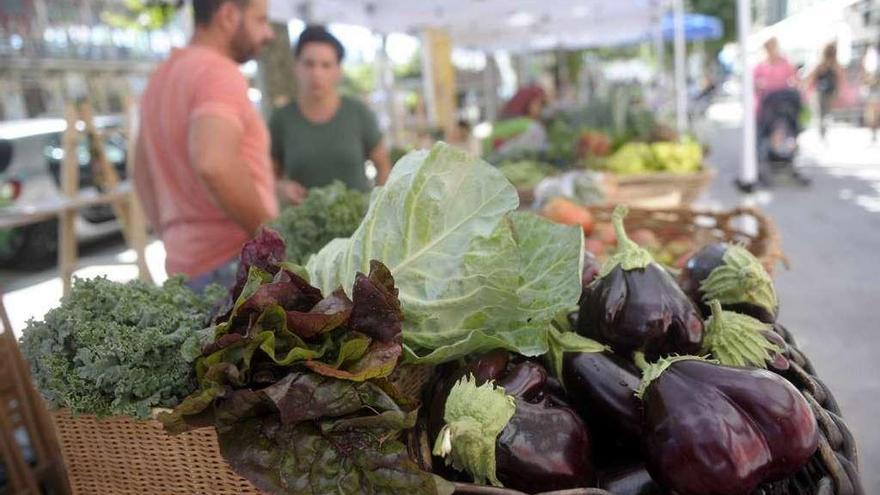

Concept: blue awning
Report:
left=662, top=13, right=723, bottom=41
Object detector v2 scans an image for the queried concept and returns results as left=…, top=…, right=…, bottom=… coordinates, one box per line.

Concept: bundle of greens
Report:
left=160, top=229, right=452, bottom=495
left=19, top=277, right=222, bottom=419
left=307, top=143, right=585, bottom=364
left=270, top=182, right=368, bottom=264
left=497, top=160, right=557, bottom=189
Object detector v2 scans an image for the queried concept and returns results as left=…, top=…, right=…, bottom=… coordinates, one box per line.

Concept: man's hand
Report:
left=369, top=140, right=392, bottom=186
left=189, top=114, right=274, bottom=235
left=278, top=179, right=308, bottom=205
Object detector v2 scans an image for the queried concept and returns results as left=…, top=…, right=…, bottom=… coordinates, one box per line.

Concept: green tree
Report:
left=687, top=0, right=737, bottom=56
left=102, top=0, right=184, bottom=30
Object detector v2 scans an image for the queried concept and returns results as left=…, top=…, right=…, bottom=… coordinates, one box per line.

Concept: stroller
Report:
left=756, top=88, right=810, bottom=186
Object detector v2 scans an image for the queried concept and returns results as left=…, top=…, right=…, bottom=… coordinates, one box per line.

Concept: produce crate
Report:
left=588, top=204, right=786, bottom=275
left=608, top=167, right=716, bottom=208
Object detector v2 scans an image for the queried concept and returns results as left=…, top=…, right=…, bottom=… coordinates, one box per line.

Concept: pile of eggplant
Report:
left=426, top=206, right=821, bottom=495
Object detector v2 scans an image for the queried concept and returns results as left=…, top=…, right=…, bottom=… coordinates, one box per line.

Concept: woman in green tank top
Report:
left=269, top=25, right=392, bottom=204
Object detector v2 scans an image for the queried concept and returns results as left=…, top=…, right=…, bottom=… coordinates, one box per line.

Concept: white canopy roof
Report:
left=269, top=0, right=664, bottom=52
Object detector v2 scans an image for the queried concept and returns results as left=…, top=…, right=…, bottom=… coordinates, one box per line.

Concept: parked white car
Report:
left=0, top=116, right=128, bottom=265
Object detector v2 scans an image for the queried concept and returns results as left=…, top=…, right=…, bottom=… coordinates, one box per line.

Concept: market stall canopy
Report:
left=660, top=13, right=722, bottom=41
left=269, top=0, right=663, bottom=52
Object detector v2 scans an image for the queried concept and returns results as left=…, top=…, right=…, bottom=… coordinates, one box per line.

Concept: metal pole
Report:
left=653, top=11, right=664, bottom=76
left=738, top=0, right=758, bottom=186
left=673, top=0, right=688, bottom=135
left=377, top=34, right=398, bottom=147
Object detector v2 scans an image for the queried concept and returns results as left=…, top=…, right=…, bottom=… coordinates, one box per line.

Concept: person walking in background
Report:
left=270, top=25, right=392, bottom=205
left=807, top=42, right=846, bottom=139
left=863, top=40, right=880, bottom=144
left=753, top=37, right=798, bottom=114
left=133, top=0, right=277, bottom=292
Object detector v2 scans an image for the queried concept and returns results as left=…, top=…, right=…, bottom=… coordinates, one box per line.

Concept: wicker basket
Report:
left=587, top=204, right=786, bottom=275
left=52, top=410, right=263, bottom=495
left=608, top=168, right=716, bottom=208
left=51, top=364, right=436, bottom=495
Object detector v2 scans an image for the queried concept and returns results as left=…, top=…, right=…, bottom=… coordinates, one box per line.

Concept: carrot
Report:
left=541, top=197, right=595, bottom=235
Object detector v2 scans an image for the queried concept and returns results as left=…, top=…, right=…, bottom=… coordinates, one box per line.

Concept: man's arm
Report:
left=189, top=115, right=273, bottom=234
left=369, top=140, right=392, bottom=185
left=132, top=129, right=160, bottom=230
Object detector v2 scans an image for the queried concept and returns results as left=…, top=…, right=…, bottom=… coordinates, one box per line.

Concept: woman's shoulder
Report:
left=274, top=100, right=302, bottom=116
left=269, top=100, right=303, bottom=127
left=341, top=95, right=373, bottom=115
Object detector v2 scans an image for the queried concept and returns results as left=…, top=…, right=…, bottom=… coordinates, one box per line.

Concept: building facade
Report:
left=0, top=0, right=186, bottom=120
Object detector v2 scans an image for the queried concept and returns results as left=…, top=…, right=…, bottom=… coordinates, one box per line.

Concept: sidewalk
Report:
left=698, top=106, right=880, bottom=492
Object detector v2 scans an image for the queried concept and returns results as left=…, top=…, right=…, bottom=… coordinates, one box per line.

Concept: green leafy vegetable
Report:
left=271, top=181, right=369, bottom=264
left=162, top=229, right=446, bottom=495
left=307, top=143, right=584, bottom=364
left=216, top=373, right=453, bottom=495
left=497, top=160, right=557, bottom=189
left=19, top=276, right=222, bottom=419
left=162, top=249, right=405, bottom=431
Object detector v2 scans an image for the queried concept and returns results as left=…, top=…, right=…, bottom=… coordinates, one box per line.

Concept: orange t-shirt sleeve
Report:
left=189, top=63, right=249, bottom=131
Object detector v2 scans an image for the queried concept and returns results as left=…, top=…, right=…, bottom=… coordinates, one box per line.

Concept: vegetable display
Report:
left=562, top=351, right=642, bottom=447
left=702, top=299, right=790, bottom=371
left=160, top=229, right=452, bottom=495
left=598, top=140, right=703, bottom=176
left=679, top=243, right=778, bottom=323
left=307, top=143, right=584, bottom=365
left=430, top=352, right=593, bottom=492
left=23, top=143, right=841, bottom=495
left=270, top=181, right=368, bottom=264
left=541, top=196, right=595, bottom=235
left=20, top=276, right=222, bottom=419
left=637, top=357, right=818, bottom=495
left=577, top=206, right=704, bottom=360
left=497, top=160, right=558, bottom=190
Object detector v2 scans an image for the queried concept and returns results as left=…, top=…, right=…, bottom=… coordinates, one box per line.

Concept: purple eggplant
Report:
left=638, top=357, right=818, bottom=495
left=431, top=353, right=593, bottom=492
left=679, top=243, right=778, bottom=323
left=598, top=464, right=669, bottom=495
left=577, top=206, right=704, bottom=360
left=580, top=250, right=602, bottom=304
left=562, top=351, right=642, bottom=442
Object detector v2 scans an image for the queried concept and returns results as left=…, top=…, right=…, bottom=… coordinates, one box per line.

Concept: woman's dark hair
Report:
left=295, top=25, right=345, bottom=62
left=822, top=42, right=837, bottom=64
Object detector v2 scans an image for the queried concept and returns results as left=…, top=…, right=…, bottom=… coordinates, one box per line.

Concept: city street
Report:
left=2, top=101, right=880, bottom=492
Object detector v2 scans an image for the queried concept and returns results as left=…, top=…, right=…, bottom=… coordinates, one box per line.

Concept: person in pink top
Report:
left=133, top=0, right=277, bottom=291
left=753, top=37, right=799, bottom=112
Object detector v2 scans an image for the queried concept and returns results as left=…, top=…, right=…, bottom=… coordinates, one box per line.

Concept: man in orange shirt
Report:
left=133, top=0, right=277, bottom=291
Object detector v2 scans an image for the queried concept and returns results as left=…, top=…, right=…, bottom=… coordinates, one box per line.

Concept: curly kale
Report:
left=271, top=182, right=368, bottom=264
left=19, top=276, right=221, bottom=419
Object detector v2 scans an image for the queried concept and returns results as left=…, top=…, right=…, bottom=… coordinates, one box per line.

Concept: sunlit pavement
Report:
left=697, top=102, right=880, bottom=492
left=2, top=238, right=168, bottom=336
left=2, top=102, right=879, bottom=490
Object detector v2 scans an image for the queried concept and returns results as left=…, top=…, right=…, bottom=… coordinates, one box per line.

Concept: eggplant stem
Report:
left=633, top=351, right=650, bottom=371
